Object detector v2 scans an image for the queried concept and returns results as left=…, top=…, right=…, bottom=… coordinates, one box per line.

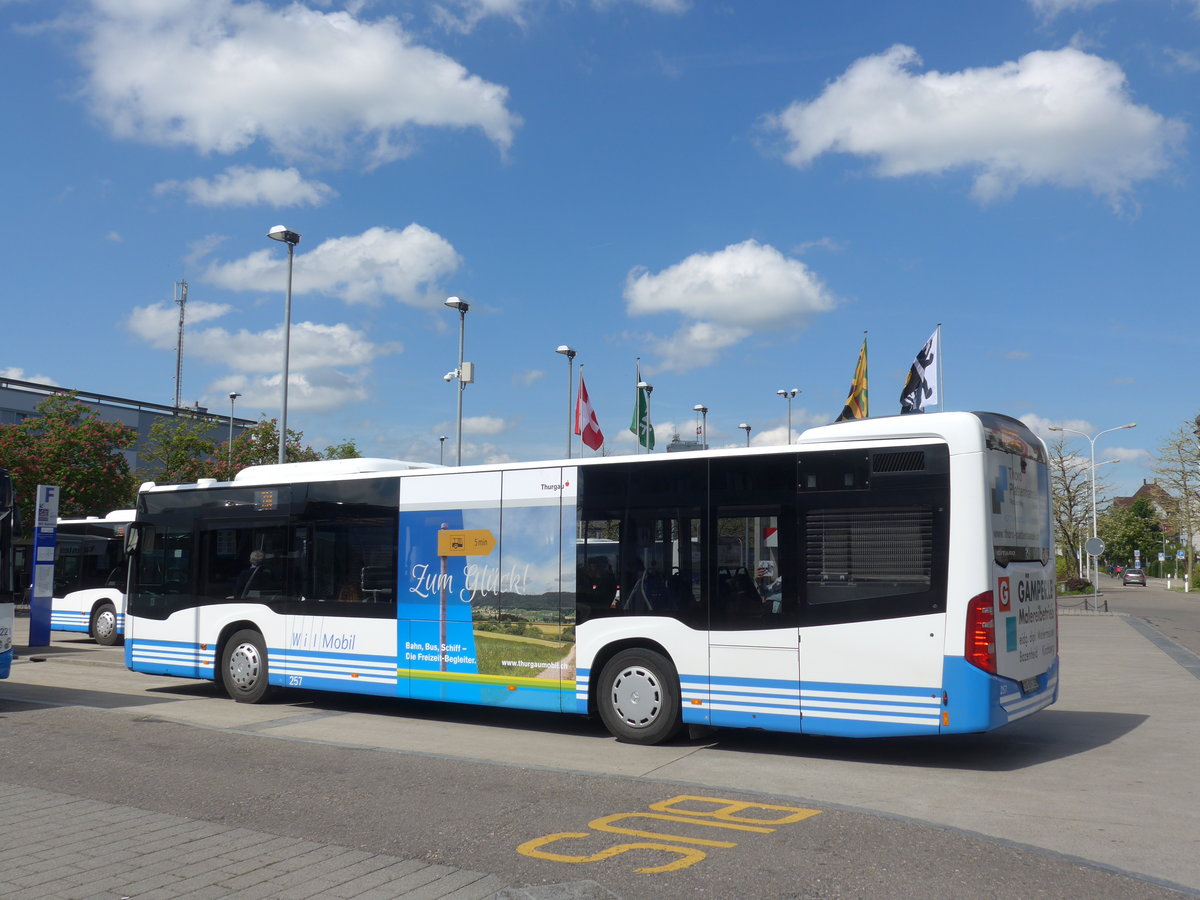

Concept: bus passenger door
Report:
left=707, top=512, right=801, bottom=734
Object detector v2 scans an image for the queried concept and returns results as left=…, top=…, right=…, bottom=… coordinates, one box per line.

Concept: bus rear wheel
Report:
left=597, top=648, right=682, bottom=745
left=91, top=602, right=119, bottom=646
left=221, top=629, right=271, bottom=703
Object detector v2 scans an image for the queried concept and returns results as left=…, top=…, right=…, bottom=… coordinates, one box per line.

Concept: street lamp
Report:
left=739, top=423, right=752, bottom=446
left=439, top=435, right=446, bottom=465
left=227, top=391, right=241, bottom=474
left=444, top=296, right=471, bottom=466
left=1049, top=422, right=1136, bottom=605
left=776, top=388, right=800, bottom=444
left=267, top=225, right=300, bottom=464
left=556, top=345, right=576, bottom=458
left=693, top=404, right=708, bottom=450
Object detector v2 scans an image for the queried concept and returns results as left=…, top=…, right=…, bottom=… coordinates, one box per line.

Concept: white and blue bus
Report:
left=51, top=510, right=135, bottom=646
left=0, top=469, right=17, bottom=678
left=122, top=411, right=1058, bottom=744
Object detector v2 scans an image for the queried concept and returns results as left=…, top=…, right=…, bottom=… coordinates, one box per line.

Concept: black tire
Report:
left=597, top=648, right=682, bottom=745
left=91, top=602, right=120, bottom=646
left=221, top=629, right=271, bottom=703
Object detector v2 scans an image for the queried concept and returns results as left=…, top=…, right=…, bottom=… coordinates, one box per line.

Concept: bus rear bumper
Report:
left=941, top=656, right=1059, bottom=733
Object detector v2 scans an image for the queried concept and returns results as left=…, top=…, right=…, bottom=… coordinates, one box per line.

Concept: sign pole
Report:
left=28, top=485, right=60, bottom=647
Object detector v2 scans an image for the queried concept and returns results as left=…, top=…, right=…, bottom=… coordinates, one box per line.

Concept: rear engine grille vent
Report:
left=872, top=450, right=926, bottom=474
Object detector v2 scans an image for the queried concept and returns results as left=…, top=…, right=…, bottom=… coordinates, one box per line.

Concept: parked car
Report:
left=1123, top=567, right=1147, bottom=586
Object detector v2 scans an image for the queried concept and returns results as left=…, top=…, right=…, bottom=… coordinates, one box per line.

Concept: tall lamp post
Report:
left=556, top=345, right=576, bottom=458
left=1049, top=422, right=1136, bottom=607
left=739, top=423, right=752, bottom=446
left=267, top=225, right=300, bottom=464
left=693, top=404, right=708, bottom=450
left=776, top=388, right=800, bottom=444
left=439, top=435, right=447, bottom=465
left=227, top=391, right=241, bottom=474
left=444, top=296, right=470, bottom=466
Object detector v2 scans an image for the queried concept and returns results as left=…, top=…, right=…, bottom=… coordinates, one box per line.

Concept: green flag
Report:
left=629, top=370, right=655, bottom=450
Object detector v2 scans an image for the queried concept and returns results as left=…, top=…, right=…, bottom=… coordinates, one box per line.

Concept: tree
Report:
left=139, top=414, right=219, bottom=485
left=1048, top=436, right=1092, bottom=577
left=1150, top=421, right=1200, bottom=579
left=0, top=393, right=136, bottom=520
left=218, top=418, right=322, bottom=479
left=322, top=438, right=361, bottom=460
left=1098, top=498, right=1161, bottom=569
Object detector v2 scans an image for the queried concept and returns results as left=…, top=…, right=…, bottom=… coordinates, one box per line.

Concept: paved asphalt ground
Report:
left=2, top=579, right=1199, bottom=899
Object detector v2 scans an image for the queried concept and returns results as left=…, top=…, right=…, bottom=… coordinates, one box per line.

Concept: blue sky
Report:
left=1, top=0, right=1196, bottom=496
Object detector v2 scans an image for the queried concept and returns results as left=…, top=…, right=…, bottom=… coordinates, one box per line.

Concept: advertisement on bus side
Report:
left=396, top=467, right=577, bottom=710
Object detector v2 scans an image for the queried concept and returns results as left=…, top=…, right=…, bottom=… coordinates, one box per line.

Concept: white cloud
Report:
left=0, top=367, right=59, bottom=386
left=125, top=300, right=235, bottom=349
left=623, top=239, right=837, bottom=372
left=462, top=415, right=511, bottom=435
left=1027, top=0, right=1114, bottom=20
left=155, top=166, right=336, bottom=208
left=434, top=0, right=536, bottom=33
left=767, top=45, right=1184, bottom=206
left=202, top=224, right=462, bottom=306
left=78, top=0, right=520, bottom=165
left=125, top=302, right=399, bottom=413
left=434, top=0, right=686, bottom=33
left=513, top=369, right=544, bottom=387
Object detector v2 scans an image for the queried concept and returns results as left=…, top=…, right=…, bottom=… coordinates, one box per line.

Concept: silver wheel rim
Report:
left=609, top=665, right=662, bottom=729
left=94, top=610, right=115, bottom=640
left=228, top=642, right=262, bottom=692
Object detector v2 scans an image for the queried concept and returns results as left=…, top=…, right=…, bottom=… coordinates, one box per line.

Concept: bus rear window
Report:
left=983, top=417, right=1051, bottom=566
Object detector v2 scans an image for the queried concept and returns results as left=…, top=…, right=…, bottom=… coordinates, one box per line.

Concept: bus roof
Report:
left=57, top=509, right=136, bottom=525
left=232, top=458, right=438, bottom=485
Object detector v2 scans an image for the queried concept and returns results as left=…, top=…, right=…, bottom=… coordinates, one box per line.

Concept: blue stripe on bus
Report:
left=127, top=638, right=218, bottom=680
left=581, top=666, right=951, bottom=736
left=51, top=611, right=125, bottom=634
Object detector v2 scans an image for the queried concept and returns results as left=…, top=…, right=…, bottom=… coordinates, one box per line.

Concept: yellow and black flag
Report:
left=835, top=335, right=868, bottom=422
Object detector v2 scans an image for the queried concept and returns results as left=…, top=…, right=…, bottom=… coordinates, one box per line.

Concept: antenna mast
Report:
left=173, top=280, right=188, bottom=409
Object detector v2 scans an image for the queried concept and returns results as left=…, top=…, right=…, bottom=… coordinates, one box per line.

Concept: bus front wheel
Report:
left=221, top=629, right=271, bottom=703
left=597, top=648, right=683, bottom=745
left=91, top=602, right=119, bottom=646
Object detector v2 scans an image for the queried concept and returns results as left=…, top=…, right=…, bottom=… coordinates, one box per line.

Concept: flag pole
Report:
left=576, top=363, right=583, bottom=457
left=936, top=322, right=943, bottom=411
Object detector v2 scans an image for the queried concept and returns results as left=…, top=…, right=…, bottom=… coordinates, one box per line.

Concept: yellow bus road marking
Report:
left=517, top=794, right=821, bottom=874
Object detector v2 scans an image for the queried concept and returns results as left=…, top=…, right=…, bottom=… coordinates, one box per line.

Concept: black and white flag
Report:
left=900, top=328, right=939, bottom=413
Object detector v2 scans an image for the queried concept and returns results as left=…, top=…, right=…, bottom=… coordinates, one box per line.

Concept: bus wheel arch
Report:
left=220, top=627, right=272, bottom=703
left=90, top=601, right=120, bottom=646
left=594, top=643, right=683, bottom=745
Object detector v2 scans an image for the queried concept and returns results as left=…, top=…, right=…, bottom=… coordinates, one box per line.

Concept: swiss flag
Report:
left=574, top=373, right=604, bottom=451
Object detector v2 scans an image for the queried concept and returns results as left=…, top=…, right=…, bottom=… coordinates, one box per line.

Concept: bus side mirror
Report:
left=125, top=524, right=140, bottom=555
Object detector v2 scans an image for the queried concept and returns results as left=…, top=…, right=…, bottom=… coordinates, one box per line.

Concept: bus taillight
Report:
left=965, top=590, right=997, bottom=674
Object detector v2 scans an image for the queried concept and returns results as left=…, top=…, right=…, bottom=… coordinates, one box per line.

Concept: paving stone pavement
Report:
left=0, top=783, right=511, bottom=900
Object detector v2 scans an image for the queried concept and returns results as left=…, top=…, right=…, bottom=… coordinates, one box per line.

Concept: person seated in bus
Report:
left=233, top=551, right=266, bottom=599
left=577, top=557, right=617, bottom=622
left=588, top=557, right=617, bottom=607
